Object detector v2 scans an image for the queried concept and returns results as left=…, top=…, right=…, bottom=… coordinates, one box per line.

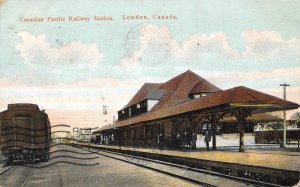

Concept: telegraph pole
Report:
left=280, top=83, right=290, bottom=147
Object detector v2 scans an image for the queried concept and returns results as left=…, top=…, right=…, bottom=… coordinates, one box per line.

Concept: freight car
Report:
left=0, top=103, right=51, bottom=163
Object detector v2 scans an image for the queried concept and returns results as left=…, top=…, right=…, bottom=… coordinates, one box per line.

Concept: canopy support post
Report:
left=232, top=108, right=252, bottom=152
left=189, top=114, right=197, bottom=150
left=212, top=112, right=217, bottom=150
left=144, top=125, right=147, bottom=147
left=210, top=112, right=225, bottom=150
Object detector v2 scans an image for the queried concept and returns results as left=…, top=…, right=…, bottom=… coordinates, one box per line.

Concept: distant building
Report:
left=74, top=127, right=97, bottom=143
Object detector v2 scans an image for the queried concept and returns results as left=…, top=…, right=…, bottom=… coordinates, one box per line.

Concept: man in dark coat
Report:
left=204, top=131, right=211, bottom=151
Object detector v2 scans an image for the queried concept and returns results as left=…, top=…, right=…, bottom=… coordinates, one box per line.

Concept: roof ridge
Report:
left=174, top=70, right=195, bottom=92
left=174, top=70, right=214, bottom=93
left=161, top=72, right=185, bottom=86
left=175, top=70, right=192, bottom=89
left=159, top=70, right=196, bottom=90
left=144, top=82, right=161, bottom=85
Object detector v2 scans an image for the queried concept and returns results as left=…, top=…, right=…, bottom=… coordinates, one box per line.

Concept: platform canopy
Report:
left=221, top=113, right=282, bottom=123
left=93, top=124, right=114, bottom=134
left=115, top=86, right=299, bottom=128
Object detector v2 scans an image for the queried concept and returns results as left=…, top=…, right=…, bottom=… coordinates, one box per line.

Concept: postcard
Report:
left=0, top=0, right=299, bottom=186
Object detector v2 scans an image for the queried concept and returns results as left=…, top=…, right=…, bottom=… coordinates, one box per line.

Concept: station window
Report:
left=193, top=94, right=201, bottom=99
left=141, top=100, right=147, bottom=107
left=193, top=93, right=210, bottom=99
left=129, top=107, right=132, bottom=117
left=137, top=103, right=140, bottom=108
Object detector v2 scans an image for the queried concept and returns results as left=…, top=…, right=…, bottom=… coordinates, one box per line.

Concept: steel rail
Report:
left=20, top=163, right=39, bottom=187
left=0, top=165, right=15, bottom=176
left=85, top=147, right=216, bottom=187
left=81, top=145, right=284, bottom=187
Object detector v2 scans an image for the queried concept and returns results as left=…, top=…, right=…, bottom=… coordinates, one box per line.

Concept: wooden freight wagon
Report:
left=0, top=103, right=51, bottom=164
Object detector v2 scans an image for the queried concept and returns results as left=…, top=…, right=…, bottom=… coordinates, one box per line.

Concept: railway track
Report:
left=20, top=163, right=38, bottom=187
left=0, top=163, right=39, bottom=187
left=0, top=145, right=293, bottom=187
left=81, top=146, right=284, bottom=187
left=0, top=165, right=15, bottom=175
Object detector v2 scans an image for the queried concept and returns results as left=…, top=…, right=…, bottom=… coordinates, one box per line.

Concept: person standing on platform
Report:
left=204, top=131, right=211, bottom=151
left=158, top=133, right=164, bottom=150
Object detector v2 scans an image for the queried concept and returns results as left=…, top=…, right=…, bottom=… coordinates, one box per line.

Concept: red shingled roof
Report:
left=152, top=70, right=222, bottom=111
left=189, top=81, right=221, bottom=94
left=113, top=86, right=299, bottom=129
left=123, top=83, right=162, bottom=109
left=121, top=70, right=222, bottom=111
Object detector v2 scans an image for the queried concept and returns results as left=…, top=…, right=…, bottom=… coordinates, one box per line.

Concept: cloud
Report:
left=0, top=75, right=143, bottom=89
left=180, top=32, right=239, bottom=59
left=204, top=67, right=300, bottom=85
left=57, top=77, right=143, bottom=89
left=16, top=31, right=103, bottom=66
left=122, top=25, right=300, bottom=67
left=242, top=30, right=300, bottom=60
left=122, top=24, right=238, bottom=66
left=122, top=25, right=177, bottom=66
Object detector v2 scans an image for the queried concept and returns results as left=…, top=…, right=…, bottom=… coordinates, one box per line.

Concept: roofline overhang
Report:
left=229, top=103, right=300, bottom=109
left=107, top=102, right=299, bottom=131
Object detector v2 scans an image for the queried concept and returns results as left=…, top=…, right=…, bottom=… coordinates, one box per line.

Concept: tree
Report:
left=290, top=112, right=300, bottom=127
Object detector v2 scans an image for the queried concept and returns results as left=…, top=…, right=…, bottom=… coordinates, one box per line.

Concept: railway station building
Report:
left=93, top=70, right=299, bottom=152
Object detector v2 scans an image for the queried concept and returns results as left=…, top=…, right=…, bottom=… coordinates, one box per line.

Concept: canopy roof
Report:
left=113, top=86, right=298, bottom=129
left=93, top=123, right=114, bottom=134
left=221, top=113, right=282, bottom=123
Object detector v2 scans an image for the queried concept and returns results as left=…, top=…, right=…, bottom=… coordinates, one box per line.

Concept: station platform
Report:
left=79, top=143, right=300, bottom=186
left=82, top=144, right=300, bottom=171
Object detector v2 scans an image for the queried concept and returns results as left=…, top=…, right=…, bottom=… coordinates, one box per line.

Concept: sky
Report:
left=0, top=0, right=299, bottom=128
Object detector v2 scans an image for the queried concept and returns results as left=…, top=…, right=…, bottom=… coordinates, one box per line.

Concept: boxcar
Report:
left=0, top=103, right=51, bottom=163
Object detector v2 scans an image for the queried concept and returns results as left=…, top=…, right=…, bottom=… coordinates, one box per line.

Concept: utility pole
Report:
left=280, top=83, right=290, bottom=147
left=113, top=116, right=116, bottom=128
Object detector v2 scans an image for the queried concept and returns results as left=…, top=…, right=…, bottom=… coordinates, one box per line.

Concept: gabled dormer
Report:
left=188, top=76, right=221, bottom=100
